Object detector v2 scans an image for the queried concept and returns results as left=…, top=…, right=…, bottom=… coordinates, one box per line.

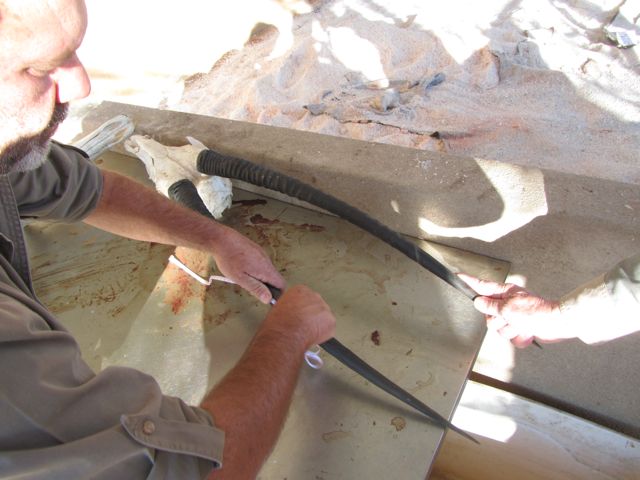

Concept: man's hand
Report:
left=458, top=274, right=571, bottom=348
left=86, top=170, right=285, bottom=305
left=209, top=224, right=286, bottom=305
left=266, top=285, right=336, bottom=348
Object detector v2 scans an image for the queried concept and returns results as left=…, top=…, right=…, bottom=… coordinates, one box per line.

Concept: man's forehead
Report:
left=1, top=1, right=86, bottom=39
left=0, top=0, right=87, bottom=64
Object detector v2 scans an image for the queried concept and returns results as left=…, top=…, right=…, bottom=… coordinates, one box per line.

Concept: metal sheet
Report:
left=25, top=151, right=509, bottom=479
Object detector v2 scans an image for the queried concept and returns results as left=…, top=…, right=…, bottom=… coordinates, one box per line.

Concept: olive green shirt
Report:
left=0, top=143, right=224, bottom=479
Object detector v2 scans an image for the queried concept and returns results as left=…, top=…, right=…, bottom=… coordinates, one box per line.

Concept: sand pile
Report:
left=172, top=0, right=640, bottom=184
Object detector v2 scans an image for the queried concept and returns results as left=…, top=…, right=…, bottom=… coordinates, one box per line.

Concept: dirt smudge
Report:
left=298, top=223, right=325, bottom=232
left=321, top=430, right=350, bottom=442
left=391, top=416, right=406, bottom=432
left=204, top=309, right=233, bottom=327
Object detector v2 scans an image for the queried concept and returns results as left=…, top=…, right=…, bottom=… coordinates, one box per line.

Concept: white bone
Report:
left=124, top=135, right=232, bottom=218
left=72, top=114, right=135, bottom=160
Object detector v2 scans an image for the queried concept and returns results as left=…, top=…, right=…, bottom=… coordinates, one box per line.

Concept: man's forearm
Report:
left=84, top=169, right=224, bottom=252
left=84, top=169, right=284, bottom=302
left=202, top=285, right=335, bottom=479
left=201, top=315, right=309, bottom=479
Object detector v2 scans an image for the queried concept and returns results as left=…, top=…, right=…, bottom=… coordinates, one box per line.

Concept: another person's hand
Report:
left=458, top=274, right=572, bottom=348
left=210, top=225, right=286, bottom=304
left=266, top=285, right=336, bottom=348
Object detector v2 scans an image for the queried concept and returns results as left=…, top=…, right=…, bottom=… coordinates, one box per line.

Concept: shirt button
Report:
left=142, top=420, right=156, bottom=435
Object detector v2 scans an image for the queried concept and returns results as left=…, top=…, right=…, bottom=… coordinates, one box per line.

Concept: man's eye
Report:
left=26, top=67, right=52, bottom=78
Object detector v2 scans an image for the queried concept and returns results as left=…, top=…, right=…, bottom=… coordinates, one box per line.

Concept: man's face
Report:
left=0, top=0, right=91, bottom=174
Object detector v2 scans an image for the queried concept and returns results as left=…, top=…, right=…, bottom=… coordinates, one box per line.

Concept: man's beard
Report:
left=0, top=103, right=69, bottom=175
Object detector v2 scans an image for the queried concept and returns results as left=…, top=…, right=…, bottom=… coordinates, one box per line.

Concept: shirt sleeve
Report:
left=559, top=253, right=640, bottom=344
left=8, top=141, right=103, bottom=222
left=0, top=263, right=224, bottom=479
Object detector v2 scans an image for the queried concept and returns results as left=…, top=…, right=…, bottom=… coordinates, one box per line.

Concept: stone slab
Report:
left=25, top=151, right=509, bottom=478
left=78, top=102, right=640, bottom=437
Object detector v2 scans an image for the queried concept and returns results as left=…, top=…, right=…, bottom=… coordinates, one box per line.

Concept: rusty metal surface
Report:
left=25, top=151, right=509, bottom=479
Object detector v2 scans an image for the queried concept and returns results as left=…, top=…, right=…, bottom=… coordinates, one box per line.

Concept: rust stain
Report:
left=95, top=285, right=118, bottom=304
left=163, top=249, right=210, bottom=315
left=249, top=225, right=276, bottom=249
left=250, top=214, right=280, bottom=225
left=391, top=416, right=406, bottom=432
left=222, top=201, right=320, bottom=269
left=31, top=239, right=160, bottom=314
left=243, top=222, right=285, bottom=251
left=371, top=330, right=381, bottom=346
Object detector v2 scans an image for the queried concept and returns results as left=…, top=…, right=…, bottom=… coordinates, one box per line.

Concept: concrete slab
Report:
left=77, top=102, right=640, bottom=438
left=25, top=151, right=510, bottom=478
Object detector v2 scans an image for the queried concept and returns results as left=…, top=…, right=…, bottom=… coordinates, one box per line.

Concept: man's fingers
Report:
left=473, top=295, right=504, bottom=316
left=261, top=269, right=286, bottom=291
left=497, top=323, right=521, bottom=340
left=486, top=314, right=507, bottom=331
left=512, top=335, right=535, bottom=349
left=238, top=275, right=273, bottom=304
left=458, top=273, right=515, bottom=298
left=246, top=255, right=286, bottom=291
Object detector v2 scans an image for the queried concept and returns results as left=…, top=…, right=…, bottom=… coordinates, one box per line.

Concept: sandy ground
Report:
left=70, top=0, right=640, bottom=185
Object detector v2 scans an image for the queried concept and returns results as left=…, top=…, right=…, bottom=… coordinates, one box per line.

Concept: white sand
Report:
left=171, top=0, right=639, bottom=184
left=70, top=0, right=639, bottom=185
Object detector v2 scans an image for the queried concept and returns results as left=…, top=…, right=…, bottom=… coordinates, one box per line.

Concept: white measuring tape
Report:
left=168, top=255, right=323, bottom=369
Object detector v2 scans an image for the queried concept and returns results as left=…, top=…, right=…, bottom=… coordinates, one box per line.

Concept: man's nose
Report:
left=51, top=53, right=91, bottom=104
